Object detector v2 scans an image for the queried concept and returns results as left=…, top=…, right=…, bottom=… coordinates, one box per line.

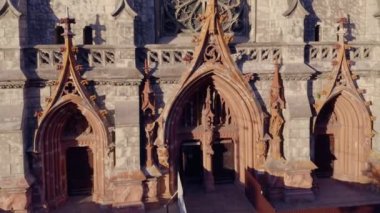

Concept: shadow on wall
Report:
left=303, top=0, right=320, bottom=42
left=22, top=0, right=59, bottom=210
left=90, top=14, right=106, bottom=45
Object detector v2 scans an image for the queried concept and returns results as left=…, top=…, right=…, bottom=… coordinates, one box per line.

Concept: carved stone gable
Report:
left=315, top=18, right=370, bottom=113
left=35, top=10, right=108, bottom=129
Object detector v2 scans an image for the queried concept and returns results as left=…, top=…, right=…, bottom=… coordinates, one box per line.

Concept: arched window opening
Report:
left=55, top=26, right=65, bottom=44
left=337, top=26, right=340, bottom=41
left=83, top=26, right=93, bottom=45
left=314, top=24, right=320, bottom=42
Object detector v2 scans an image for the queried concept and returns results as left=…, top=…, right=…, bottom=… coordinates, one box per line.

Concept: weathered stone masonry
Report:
left=0, top=0, right=380, bottom=212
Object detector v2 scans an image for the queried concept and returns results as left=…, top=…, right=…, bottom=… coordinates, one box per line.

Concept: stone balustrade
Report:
left=145, top=45, right=194, bottom=66
left=308, top=41, right=373, bottom=62
left=23, top=45, right=117, bottom=70
left=235, top=43, right=282, bottom=62
left=17, top=42, right=378, bottom=72
left=145, top=43, right=283, bottom=67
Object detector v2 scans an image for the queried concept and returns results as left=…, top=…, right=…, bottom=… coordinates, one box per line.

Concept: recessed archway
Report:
left=163, top=67, right=264, bottom=194
left=313, top=91, right=372, bottom=183
left=34, top=97, right=108, bottom=208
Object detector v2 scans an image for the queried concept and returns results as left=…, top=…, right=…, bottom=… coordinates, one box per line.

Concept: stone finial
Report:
left=337, top=17, right=347, bottom=45
left=270, top=61, right=285, bottom=109
left=59, top=7, right=75, bottom=37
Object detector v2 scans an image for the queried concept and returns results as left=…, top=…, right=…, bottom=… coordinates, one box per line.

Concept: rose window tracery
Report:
left=163, top=0, right=248, bottom=35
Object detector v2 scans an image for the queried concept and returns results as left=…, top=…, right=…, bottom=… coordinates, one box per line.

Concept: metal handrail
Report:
left=164, top=190, right=179, bottom=213
left=164, top=173, right=187, bottom=213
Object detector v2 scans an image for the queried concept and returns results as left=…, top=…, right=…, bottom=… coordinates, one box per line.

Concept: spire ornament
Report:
left=314, top=18, right=369, bottom=113
left=179, top=0, right=250, bottom=88
left=267, top=61, right=285, bottom=161
left=141, top=60, right=159, bottom=168
left=264, top=61, right=287, bottom=177
left=34, top=9, right=109, bottom=137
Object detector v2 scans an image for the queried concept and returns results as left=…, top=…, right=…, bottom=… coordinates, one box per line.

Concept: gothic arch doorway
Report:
left=163, top=70, right=264, bottom=193
left=313, top=91, right=372, bottom=183
left=177, top=81, right=237, bottom=188
left=34, top=100, right=108, bottom=208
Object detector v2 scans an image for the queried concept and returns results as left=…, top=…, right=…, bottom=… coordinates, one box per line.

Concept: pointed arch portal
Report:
left=314, top=91, right=372, bottom=183
left=33, top=14, right=110, bottom=209
left=164, top=67, right=264, bottom=193
left=34, top=97, right=108, bottom=208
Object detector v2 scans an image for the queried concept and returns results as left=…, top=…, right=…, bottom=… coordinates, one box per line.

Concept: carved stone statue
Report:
left=268, top=62, right=285, bottom=161
left=157, top=145, right=169, bottom=168
left=141, top=60, right=159, bottom=168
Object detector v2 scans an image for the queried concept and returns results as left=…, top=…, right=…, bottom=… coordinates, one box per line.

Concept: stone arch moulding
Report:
left=156, top=0, right=265, bottom=195
left=112, top=0, right=137, bottom=18
left=0, top=0, right=22, bottom=17
left=163, top=65, right=265, bottom=192
left=34, top=96, right=109, bottom=207
left=314, top=89, right=372, bottom=183
left=313, top=18, right=373, bottom=183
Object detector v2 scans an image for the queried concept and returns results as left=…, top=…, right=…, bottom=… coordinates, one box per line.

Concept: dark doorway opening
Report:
left=314, top=134, right=335, bottom=178
left=66, top=147, right=93, bottom=196
left=212, top=142, right=235, bottom=184
left=180, top=142, right=203, bottom=185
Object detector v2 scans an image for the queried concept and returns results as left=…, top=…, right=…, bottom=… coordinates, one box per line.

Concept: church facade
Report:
left=0, top=0, right=379, bottom=212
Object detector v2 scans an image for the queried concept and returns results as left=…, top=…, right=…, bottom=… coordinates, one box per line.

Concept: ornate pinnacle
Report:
left=337, top=17, right=347, bottom=45
left=143, top=59, right=151, bottom=77
left=59, top=7, right=76, bottom=37
left=269, top=59, right=285, bottom=109
left=271, top=60, right=282, bottom=89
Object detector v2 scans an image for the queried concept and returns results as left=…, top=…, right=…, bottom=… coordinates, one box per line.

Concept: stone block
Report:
left=10, top=163, right=23, bottom=175
left=0, top=105, right=23, bottom=131
left=115, top=100, right=140, bottom=127
left=0, top=164, right=11, bottom=177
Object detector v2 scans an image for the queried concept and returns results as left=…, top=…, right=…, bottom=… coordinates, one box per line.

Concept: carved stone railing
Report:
left=235, top=43, right=282, bottom=62
left=308, top=41, right=374, bottom=62
left=24, top=45, right=117, bottom=69
left=146, top=45, right=194, bottom=66
left=145, top=43, right=283, bottom=67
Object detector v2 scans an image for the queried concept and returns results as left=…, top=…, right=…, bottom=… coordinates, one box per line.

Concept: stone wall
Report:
left=0, top=0, right=379, bottom=211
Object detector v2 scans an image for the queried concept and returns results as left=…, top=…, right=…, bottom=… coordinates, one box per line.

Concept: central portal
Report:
left=176, top=83, right=237, bottom=191
left=66, top=147, right=94, bottom=196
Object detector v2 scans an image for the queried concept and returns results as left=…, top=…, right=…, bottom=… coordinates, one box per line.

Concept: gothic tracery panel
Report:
left=163, top=0, right=249, bottom=36
left=181, top=84, right=233, bottom=128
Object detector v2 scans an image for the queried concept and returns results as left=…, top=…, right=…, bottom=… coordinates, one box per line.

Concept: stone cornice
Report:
left=0, top=81, right=25, bottom=89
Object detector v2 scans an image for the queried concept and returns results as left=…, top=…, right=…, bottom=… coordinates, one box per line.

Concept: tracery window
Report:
left=162, top=0, right=249, bottom=36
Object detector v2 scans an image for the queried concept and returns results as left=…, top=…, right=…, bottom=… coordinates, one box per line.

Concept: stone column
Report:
left=202, top=129, right=215, bottom=192
left=282, top=69, right=316, bottom=202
